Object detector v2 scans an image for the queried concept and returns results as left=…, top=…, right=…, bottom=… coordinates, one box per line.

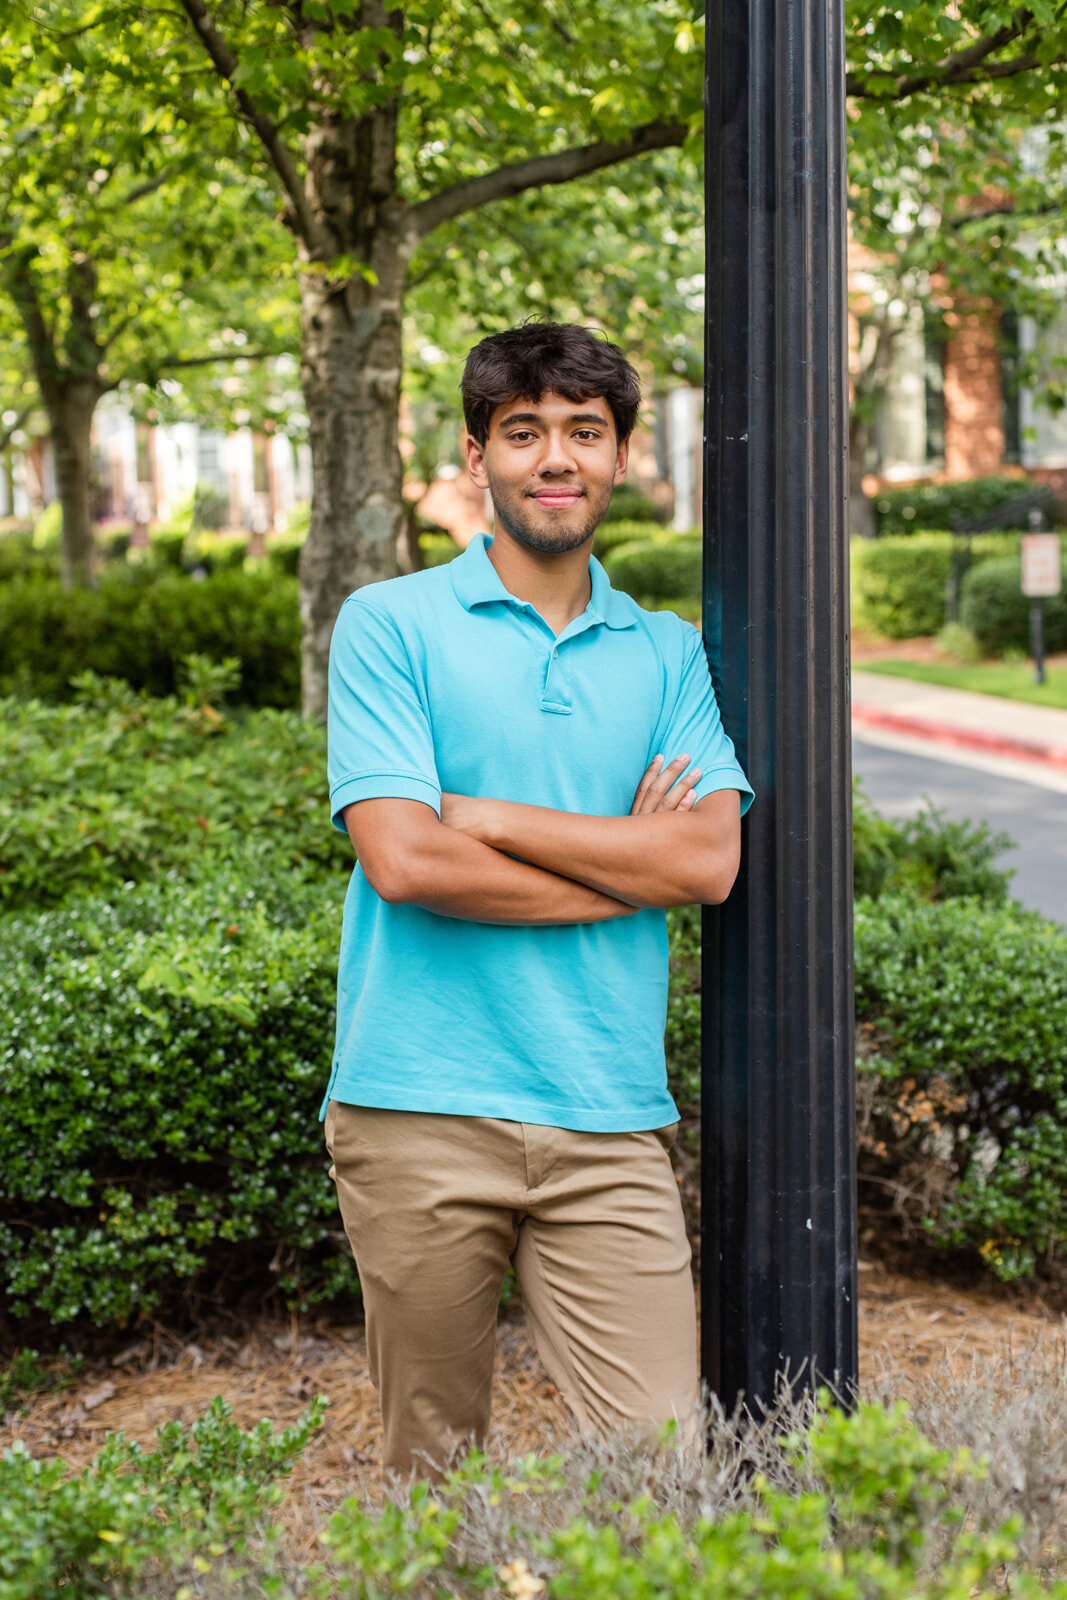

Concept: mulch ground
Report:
left=3, top=1257, right=1063, bottom=1547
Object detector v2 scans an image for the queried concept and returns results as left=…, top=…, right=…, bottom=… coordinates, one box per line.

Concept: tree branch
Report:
left=176, top=0, right=324, bottom=253
left=410, top=120, right=688, bottom=240
left=845, top=10, right=1046, bottom=100
left=0, top=402, right=38, bottom=454
left=157, top=349, right=287, bottom=369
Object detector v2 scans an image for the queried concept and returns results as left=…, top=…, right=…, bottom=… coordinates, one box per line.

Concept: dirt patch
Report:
left=3, top=1260, right=1062, bottom=1532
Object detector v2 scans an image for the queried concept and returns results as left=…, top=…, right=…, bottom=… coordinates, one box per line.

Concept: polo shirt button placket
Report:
left=541, top=638, right=572, bottom=716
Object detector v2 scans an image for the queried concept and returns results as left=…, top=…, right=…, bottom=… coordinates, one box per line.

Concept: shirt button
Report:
left=552, top=649, right=558, bottom=658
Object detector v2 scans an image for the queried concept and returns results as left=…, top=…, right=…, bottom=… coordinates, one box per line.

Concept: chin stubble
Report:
left=495, top=494, right=606, bottom=554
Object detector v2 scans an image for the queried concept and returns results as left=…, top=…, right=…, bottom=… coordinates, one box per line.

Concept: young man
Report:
left=323, top=322, right=753, bottom=1475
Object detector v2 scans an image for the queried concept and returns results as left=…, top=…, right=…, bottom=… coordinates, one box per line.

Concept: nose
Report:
left=536, top=429, right=579, bottom=477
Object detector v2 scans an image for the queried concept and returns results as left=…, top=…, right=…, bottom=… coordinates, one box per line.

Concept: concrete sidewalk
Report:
left=852, top=669, right=1067, bottom=773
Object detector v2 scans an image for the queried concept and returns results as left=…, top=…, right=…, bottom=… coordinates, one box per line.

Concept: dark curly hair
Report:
left=461, top=322, right=641, bottom=446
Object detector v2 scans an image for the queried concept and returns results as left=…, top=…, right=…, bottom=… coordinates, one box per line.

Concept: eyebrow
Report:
left=495, top=410, right=610, bottom=430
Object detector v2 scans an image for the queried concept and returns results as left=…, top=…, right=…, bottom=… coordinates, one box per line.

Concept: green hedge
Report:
left=961, top=554, right=1067, bottom=658
left=874, top=476, right=1060, bottom=535
left=0, top=864, right=350, bottom=1326
left=0, top=678, right=344, bottom=912
left=851, top=531, right=1018, bottom=640
left=600, top=481, right=671, bottom=525
left=856, top=893, right=1067, bottom=1280
left=0, top=568, right=300, bottom=705
left=602, top=535, right=702, bottom=602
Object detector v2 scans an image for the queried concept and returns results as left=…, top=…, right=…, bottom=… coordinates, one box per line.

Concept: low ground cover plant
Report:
left=2, top=1391, right=1063, bottom=1599
left=0, top=1395, right=323, bottom=1600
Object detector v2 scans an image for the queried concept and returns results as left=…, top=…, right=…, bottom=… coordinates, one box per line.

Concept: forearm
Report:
left=351, top=809, right=634, bottom=925
left=467, top=801, right=735, bottom=908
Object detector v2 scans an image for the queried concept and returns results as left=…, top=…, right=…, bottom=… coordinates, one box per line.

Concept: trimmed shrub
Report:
left=0, top=864, right=352, bottom=1326
left=852, top=781, right=1014, bottom=904
left=602, top=535, right=702, bottom=602
left=851, top=531, right=1018, bottom=640
left=421, top=531, right=461, bottom=567
left=0, top=567, right=300, bottom=705
left=264, top=528, right=305, bottom=577
left=856, top=893, right=1067, bottom=1281
left=0, top=677, right=345, bottom=912
left=600, top=481, right=671, bottom=525
left=185, top=529, right=250, bottom=573
left=0, top=529, right=58, bottom=583
left=874, top=476, right=1060, bottom=535
left=593, top=518, right=684, bottom=559
left=961, top=553, right=1067, bottom=658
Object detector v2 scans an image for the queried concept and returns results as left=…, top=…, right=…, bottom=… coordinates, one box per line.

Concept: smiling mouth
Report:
left=529, top=488, right=585, bottom=508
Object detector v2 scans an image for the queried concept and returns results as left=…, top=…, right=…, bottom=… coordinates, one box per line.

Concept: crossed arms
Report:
left=342, top=754, right=742, bottom=925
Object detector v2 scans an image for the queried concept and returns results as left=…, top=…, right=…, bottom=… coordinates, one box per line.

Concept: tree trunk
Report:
left=50, top=380, right=100, bottom=589
left=298, top=238, right=411, bottom=717
left=848, top=414, right=878, bottom=540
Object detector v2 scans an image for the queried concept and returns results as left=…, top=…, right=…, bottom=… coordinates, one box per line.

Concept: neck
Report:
left=485, top=529, right=594, bottom=635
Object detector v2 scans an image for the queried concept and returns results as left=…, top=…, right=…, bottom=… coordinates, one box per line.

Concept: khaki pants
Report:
left=325, top=1102, right=699, bottom=1476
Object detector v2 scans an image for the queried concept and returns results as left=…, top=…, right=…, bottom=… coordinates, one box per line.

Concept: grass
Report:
left=856, top=657, right=1067, bottom=711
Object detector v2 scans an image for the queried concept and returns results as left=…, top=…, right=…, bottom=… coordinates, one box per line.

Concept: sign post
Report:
left=702, top=0, right=858, bottom=1411
left=1021, top=532, right=1062, bottom=687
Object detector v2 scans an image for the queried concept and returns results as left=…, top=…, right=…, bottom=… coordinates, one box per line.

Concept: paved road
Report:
left=853, top=734, right=1067, bottom=926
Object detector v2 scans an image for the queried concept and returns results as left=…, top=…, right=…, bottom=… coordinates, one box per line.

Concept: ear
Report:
left=465, top=433, right=489, bottom=489
left=613, top=436, right=630, bottom=485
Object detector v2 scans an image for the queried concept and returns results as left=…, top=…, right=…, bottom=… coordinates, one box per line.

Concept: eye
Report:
left=574, top=430, right=600, bottom=441
left=507, top=430, right=535, bottom=442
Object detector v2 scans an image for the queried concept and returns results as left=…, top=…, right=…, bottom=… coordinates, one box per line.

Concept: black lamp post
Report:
left=701, top=0, right=858, bottom=1409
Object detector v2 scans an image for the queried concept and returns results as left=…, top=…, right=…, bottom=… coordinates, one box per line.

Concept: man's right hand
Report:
left=629, top=754, right=702, bottom=816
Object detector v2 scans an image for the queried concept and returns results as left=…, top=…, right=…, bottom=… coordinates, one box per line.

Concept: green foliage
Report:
left=592, top=519, right=681, bottom=559
left=851, top=532, right=1017, bottom=640
left=191, top=481, right=232, bottom=532
left=30, top=500, right=62, bottom=550
left=6, top=1393, right=1056, bottom=1600
left=665, top=904, right=701, bottom=1114
left=873, top=479, right=1061, bottom=537
left=0, top=674, right=344, bottom=912
left=961, top=555, right=1067, bottom=658
left=0, top=1395, right=323, bottom=1600
left=303, top=1400, right=1040, bottom=1600
left=852, top=781, right=1014, bottom=904
left=601, top=483, right=671, bottom=525
left=185, top=529, right=251, bottom=574
left=602, top=535, right=702, bottom=603
left=0, top=863, right=352, bottom=1325
left=420, top=531, right=461, bottom=567
left=855, top=894, right=1067, bottom=1281
left=265, top=528, right=306, bottom=578
left=0, top=568, right=300, bottom=705
left=0, top=529, right=57, bottom=583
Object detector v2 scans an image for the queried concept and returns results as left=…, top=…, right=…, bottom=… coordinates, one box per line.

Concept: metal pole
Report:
left=1031, top=599, right=1046, bottom=686
left=701, top=0, right=858, bottom=1410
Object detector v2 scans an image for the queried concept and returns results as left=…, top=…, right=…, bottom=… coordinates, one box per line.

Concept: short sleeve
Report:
left=327, top=598, right=442, bottom=832
left=656, top=626, right=754, bottom=815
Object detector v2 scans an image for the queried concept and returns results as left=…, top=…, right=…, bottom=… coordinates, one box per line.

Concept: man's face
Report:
left=465, top=391, right=629, bottom=555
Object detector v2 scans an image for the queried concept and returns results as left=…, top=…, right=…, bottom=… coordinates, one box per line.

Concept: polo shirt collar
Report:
left=451, top=532, right=636, bottom=630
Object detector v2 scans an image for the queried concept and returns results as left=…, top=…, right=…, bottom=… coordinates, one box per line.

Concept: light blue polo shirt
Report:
left=322, top=532, right=752, bottom=1132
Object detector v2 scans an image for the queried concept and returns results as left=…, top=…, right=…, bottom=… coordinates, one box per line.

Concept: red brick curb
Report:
left=851, top=704, right=1067, bottom=773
